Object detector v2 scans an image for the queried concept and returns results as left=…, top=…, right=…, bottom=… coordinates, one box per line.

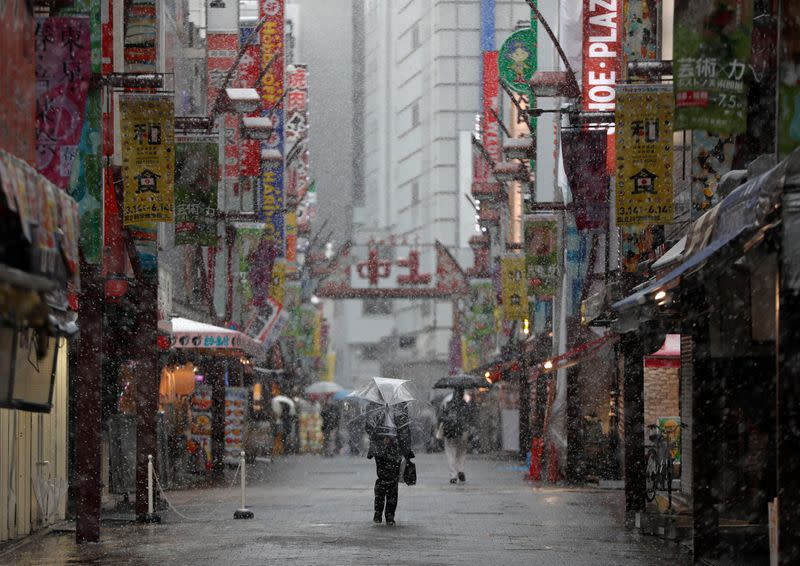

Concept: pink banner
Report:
left=35, top=17, right=91, bottom=189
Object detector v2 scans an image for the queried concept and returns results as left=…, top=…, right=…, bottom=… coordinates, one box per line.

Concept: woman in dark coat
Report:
left=364, top=402, right=414, bottom=525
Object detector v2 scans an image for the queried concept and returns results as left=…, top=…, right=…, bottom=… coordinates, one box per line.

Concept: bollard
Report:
left=142, top=454, right=161, bottom=523
left=234, top=451, right=254, bottom=519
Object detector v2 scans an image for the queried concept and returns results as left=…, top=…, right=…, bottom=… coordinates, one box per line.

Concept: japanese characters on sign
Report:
left=35, top=17, right=92, bottom=190
left=501, top=256, right=529, bottom=321
left=120, top=95, right=175, bottom=225
left=238, top=27, right=261, bottom=176
left=483, top=51, right=501, bottom=164
left=260, top=0, right=285, bottom=254
left=582, top=0, right=620, bottom=112
left=616, top=84, right=674, bottom=226
left=207, top=33, right=240, bottom=206
left=673, top=0, right=753, bottom=134
left=524, top=219, right=559, bottom=297
left=174, top=142, right=219, bottom=246
left=0, top=2, right=36, bottom=164
left=462, top=280, right=497, bottom=372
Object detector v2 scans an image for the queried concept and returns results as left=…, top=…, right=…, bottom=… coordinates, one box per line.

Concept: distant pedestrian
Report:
left=365, top=402, right=414, bottom=525
left=321, top=400, right=340, bottom=456
left=440, top=389, right=470, bottom=484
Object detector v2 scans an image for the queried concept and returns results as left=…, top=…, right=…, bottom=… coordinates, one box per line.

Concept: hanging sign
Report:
left=561, top=128, right=608, bottom=230
left=582, top=0, right=620, bottom=112
left=616, top=84, right=674, bottom=226
left=523, top=219, right=559, bottom=297
left=778, top=1, right=800, bottom=156
left=673, top=0, right=753, bottom=134
left=175, top=142, right=219, bottom=245
left=482, top=51, right=501, bottom=164
left=498, top=28, right=538, bottom=95
left=120, top=95, right=175, bottom=225
left=501, top=256, right=529, bottom=321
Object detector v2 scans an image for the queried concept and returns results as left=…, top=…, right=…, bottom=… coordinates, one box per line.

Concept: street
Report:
left=1, top=453, right=690, bottom=565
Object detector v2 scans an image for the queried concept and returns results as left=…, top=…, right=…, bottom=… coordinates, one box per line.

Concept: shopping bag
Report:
left=403, top=458, right=417, bottom=486
left=435, top=422, right=444, bottom=440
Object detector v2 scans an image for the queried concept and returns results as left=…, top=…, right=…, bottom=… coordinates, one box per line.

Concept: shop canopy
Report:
left=612, top=148, right=800, bottom=332
left=158, top=317, right=247, bottom=350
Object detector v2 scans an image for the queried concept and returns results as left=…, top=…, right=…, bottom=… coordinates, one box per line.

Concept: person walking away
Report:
left=365, top=402, right=414, bottom=525
left=441, top=388, right=470, bottom=484
left=321, top=400, right=340, bottom=456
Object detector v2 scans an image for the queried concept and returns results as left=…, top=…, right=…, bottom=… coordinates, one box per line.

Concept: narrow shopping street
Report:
left=1, top=453, right=689, bottom=565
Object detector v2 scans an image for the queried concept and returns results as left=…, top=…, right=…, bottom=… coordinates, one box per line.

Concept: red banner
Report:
left=582, top=0, right=620, bottom=112
left=0, top=3, right=35, bottom=163
left=482, top=51, right=501, bottom=164
left=561, top=128, right=609, bottom=231
left=208, top=33, right=240, bottom=198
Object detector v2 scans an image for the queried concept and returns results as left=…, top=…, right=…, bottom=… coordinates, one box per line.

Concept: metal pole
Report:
left=142, top=454, right=160, bottom=523
left=234, top=451, right=254, bottom=519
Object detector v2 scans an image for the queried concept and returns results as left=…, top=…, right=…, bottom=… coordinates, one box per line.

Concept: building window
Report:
left=363, top=298, right=392, bottom=315
left=412, top=21, right=420, bottom=49
left=411, top=180, right=420, bottom=204
left=411, top=102, right=420, bottom=127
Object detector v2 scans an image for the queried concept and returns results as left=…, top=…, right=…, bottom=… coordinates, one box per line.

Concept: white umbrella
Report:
left=305, top=381, right=343, bottom=395
left=271, top=395, right=296, bottom=416
left=349, top=376, right=418, bottom=406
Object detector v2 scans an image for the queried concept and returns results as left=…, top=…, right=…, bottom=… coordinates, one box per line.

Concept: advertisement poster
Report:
left=189, top=385, right=213, bottom=472
left=622, top=0, right=659, bottom=74
left=120, top=95, right=175, bottom=224
left=778, top=1, right=800, bottom=156
left=224, top=387, right=248, bottom=460
left=501, top=256, right=528, bottom=321
left=524, top=219, right=559, bottom=297
left=175, top=142, right=219, bottom=245
left=35, top=17, right=92, bottom=190
left=498, top=28, right=538, bottom=95
left=260, top=0, right=285, bottom=252
left=673, top=0, right=754, bottom=134
left=462, top=280, right=496, bottom=372
left=615, top=84, right=674, bottom=226
left=690, top=131, right=735, bottom=217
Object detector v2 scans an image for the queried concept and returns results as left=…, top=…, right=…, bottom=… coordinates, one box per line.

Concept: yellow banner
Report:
left=120, top=95, right=175, bottom=225
left=501, top=256, right=528, bottom=321
left=312, top=312, right=322, bottom=358
left=269, top=260, right=286, bottom=304
left=324, top=352, right=336, bottom=382
left=615, top=84, right=674, bottom=226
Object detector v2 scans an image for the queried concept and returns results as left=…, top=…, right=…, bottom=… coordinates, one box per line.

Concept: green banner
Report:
left=673, top=0, right=754, bottom=134
left=498, top=28, right=538, bottom=95
left=524, top=220, right=558, bottom=297
left=778, top=1, right=800, bottom=156
left=175, top=142, right=219, bottom=246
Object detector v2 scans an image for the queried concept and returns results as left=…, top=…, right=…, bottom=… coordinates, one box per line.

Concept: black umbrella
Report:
left=432, top=374, right=492, bottom=389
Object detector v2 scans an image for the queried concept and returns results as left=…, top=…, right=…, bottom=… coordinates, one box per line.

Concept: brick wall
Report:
left=644, top=365, right=680, bottom=427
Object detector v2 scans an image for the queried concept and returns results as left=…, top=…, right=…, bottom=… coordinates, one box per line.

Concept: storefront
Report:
left=0, top=149, right=80, bottom=542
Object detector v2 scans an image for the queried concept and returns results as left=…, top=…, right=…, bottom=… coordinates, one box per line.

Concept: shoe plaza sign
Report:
left=314, top=240, right=469, bottom=299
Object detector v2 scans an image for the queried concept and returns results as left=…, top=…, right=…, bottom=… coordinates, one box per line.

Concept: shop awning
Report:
left=158, top=317, right=246, bottom=350
left=534, top=333, right=618, bottom=374
left=612, top=148, right=800, bottom=330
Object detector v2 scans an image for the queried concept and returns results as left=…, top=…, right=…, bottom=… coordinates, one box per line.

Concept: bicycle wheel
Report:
left=645, top=449, right=657, bottom=502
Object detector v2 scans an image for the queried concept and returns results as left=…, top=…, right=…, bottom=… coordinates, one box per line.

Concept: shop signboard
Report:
left=778, top=1, right=800, bottom=156
left=582, top=0, right=620, bottom=112
left=238, top=27, right=260, bottom=177
left=189, top=385, right=213, bottom=472
left=0, top=1, right=36, bottom=163
left=175, top=142, right=219, bottom=246
left=462, top=280, right=496, bottom=372
left=483, top=51, right=501, bottom=164
left=285, top=210, right=298, bottom=271
left=523, top=219, right=559, bottom=297
left=260, top=0, right=285, bottom=254
left=119, top=95, right=175, bottom=225
left=690, top=131, right=735, bottom=217
left=35, top=17, right=92, bottom=190
left=224, top=387, right=247, bottom=460
left=268, top=259, right=286, bottom=304
left=208, top=33, right=240, bottom=207
left=673, top=0, right=753, bottom=134
left=615, top=84, right=674, bottom=226
left=501, top=256, right=528, bottom=321
left=498, top=28, right=538, bottom=95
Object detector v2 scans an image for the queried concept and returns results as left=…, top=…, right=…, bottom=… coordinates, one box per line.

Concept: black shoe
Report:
left=458, top=472, right=466, bottom=482
left=373, top=513, right=382, bottom=523
left=385, top=515, right=395, bottom=526
left=449, top=478, right=458, bottom=484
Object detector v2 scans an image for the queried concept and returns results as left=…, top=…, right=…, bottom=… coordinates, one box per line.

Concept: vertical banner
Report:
left=120, top=95, right=175, bottom=225
left=190, top=385, right=213, bottom=472
left=175, top=142, right=219, bottom=245
left=268, top=259, right=286, bottom=304
left=615, top=84, right=674, bottom=226
left=778, top=1, right=800, bottom=156
left=35, top=17, right=92, bottom=190
left=673, top=0, right=753, bottom=133
left=123, top=0, right=156, bottom=72
left=501, top=256, right=529, bottom=321
left=581, top=0, right=620, bottom=113
left=207, top=33, right=240, bottom=207
left=523, top=219, right=559, bottom=297
left=260, top=0, right=285, bottom=253
left=463, top=280, right=497, bottom=372
left=0, top=2, right=35, bottom=163
left=285, top=210, right=298, bottom=269
left=238, top=27, right=261, bottom=177
left=224, top=387, right=247, bottom=460
left=690, top=131, right=735, bottom=216
left=482, top=51, right=501, bottom=164
left=561, top=129, right=608, bottom=230
left=622, top=0, right=659, bottom=75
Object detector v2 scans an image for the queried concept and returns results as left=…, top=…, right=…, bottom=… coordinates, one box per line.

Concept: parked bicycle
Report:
left=645, top=422, right=682, bottom=507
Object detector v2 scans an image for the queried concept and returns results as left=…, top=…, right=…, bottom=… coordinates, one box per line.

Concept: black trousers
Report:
left=374, top=456, right=401, bottom=518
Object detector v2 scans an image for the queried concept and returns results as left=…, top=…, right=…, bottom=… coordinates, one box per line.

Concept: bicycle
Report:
left=644, top=423, right=681, bottom=506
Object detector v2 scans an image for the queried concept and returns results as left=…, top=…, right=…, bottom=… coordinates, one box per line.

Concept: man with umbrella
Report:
left=350, top=377, right=418, bottom=526
left=434, top=374, right=486, bottom=484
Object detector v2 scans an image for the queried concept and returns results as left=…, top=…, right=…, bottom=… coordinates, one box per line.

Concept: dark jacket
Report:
left=365, top=403, right=414, bottom=461
left=440, top=396, right=470, bottom=439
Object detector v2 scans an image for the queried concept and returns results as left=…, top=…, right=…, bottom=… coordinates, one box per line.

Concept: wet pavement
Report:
left=1, top=452, right=692, bottom=565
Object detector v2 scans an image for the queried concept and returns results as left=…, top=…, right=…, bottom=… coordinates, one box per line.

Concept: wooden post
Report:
left=75, top=261, right=103, bottom=543
left=135, top=277, right=159, bottom=521
left=622, top=334, right=645, bottom=517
